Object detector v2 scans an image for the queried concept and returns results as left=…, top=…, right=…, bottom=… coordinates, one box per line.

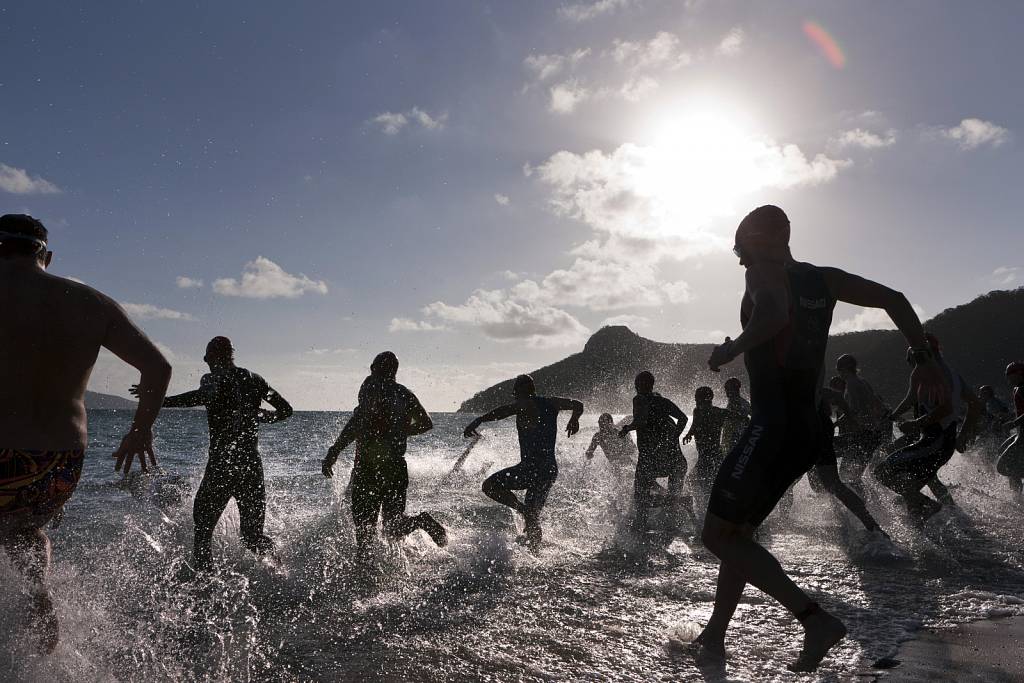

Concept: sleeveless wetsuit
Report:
left=707, top=261, right=835, bottom=526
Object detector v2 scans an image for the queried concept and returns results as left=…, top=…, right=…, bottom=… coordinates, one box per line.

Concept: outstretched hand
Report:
left=708, top=337, right=734, bottom=372
left=682, top=433, right=693, bottom=445
left=113, top=426, right=158, bottom=474
left=565, top=416, right=580, bottom=437
left=463, top=422, right=481, bottom=439
left=128, top=383, right=141, bottom=398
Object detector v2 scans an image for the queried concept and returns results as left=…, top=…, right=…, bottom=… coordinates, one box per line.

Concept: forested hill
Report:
left=457, top=288, right=1024, bottom=414
left=85, top=390, right=136, bottom=410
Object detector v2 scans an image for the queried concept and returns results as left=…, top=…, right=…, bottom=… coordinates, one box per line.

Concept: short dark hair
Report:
left=0, top=214, right=48, bottom=258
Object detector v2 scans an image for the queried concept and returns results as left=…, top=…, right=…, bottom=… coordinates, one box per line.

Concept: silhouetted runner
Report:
left=695, top=205, right=947, bottom=672
left=835, top=354, right=890, bottom=494
left=0, top=214, right=171, bottom=652
left=996, top=362, right=1024, bottom=493
left=322, top=352, right=447, bottom=556
left=683, top=387, right=732, bottom=501
left=463, top=375, right=583, bottom=552
left=620, top=372, right=694, bottom=537
left=585, top=413, right=636, bottom=479
left=143, top=337, right=291, bottom=572
left=720, top=377, right=751, bottom=452
left=875, top=334, right=980, bottom=521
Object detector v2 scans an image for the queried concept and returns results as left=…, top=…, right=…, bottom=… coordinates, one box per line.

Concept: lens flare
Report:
left=802, top=20, right=846, bottom=69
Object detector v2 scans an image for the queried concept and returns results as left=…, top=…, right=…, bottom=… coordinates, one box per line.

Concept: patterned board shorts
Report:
left=0, top=449, right=85, bottom=522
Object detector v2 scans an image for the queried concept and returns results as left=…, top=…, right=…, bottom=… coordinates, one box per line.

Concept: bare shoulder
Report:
left=45, top=273, right=119, bottom=317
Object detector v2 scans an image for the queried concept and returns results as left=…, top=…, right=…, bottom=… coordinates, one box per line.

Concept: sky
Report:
left=2, top=1, right=1022, bottom=410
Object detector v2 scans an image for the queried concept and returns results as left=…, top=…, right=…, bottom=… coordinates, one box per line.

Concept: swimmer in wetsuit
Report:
left=692, top=205, right=947, bottom=672
left=683, top=387, right=732, bottom=503
left=584, top=413, right=636, bottom=481
left=322, top=352, right=447, bottom=555
left=875, top=334, right=980, bottom=521
left=620, top=372, right=695, bottom=537
left=835, top=354, right=891, bottom=495
left=720, top=377, right=751, bottom=453
left=146, top=337, right=292, bottom=571
left=0, top=215, right=172, bottom=652
left=463, top=375, right=583, bottom=552
left=995, top=361, right=1024, bottom=494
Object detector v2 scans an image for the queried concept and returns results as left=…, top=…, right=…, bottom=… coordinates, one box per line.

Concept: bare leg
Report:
left=2, top=528, right=59, bottom=654
left=693, top=557, right=747, bottom=658
left=482, top=478, right=527, bottom=516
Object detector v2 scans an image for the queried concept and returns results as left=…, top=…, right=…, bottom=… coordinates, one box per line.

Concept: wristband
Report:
left=909, top=348, right=932, bottom=365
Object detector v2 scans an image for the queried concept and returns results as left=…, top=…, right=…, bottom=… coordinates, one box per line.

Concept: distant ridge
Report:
left=85, top=390, right=136, bottom=410
left=458, top=288, right=1024, bottom=413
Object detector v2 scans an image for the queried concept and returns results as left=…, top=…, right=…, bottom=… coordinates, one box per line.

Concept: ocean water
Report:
left=1, top=410, right=1023, bottom=682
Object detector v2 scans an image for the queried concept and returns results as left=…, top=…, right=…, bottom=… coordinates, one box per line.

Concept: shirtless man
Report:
left=584, top=413, right=636, bottom=481
left=694, top=205, right=946, bottom=672
left=0, top=214, right=171, bottom=652
left=463, top=375, right=583, bottom=551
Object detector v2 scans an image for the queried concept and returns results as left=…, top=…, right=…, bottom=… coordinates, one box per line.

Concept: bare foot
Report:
left=688, top=632, right=726, bottom=662
left=788, top=608, right=846, bottom=672
left=31, top=592, right=59, bottom=655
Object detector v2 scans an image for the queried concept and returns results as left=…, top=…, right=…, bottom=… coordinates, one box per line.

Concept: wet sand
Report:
left=867, top=616, right=1024, bottom=682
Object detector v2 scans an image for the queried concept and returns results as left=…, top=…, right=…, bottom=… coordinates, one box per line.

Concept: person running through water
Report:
left=806, top=383, right=888, bottom=536
left=144, top=337, right=292, bottom=572
left=0, top=214, right=171, bottom=652
left=463, top=375, right=583, bottom=552
left=694, top=205, right=947, bottom=672
left=995, top=361, right=1024, bottom=494
left=876, top=334, right=980, bottom=520
left=584, top=413, right=636, bottom=481
left=683, top=387, right=732, bottom=504
left=322, top=352, right=447, bottom=555
left=835, top=354, right=891, bottom=494
left=978, top=384, right=1011, bottom=442
left=620, top=372, right=695, bottom=537
left=720, top=377, right=751, bottom=453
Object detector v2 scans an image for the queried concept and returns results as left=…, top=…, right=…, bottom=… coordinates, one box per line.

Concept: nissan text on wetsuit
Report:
left=0, top=214, right=172, bottom=653
left=463, top=374, right=583, bottom=551
left=693, top=205, right=947, bottom=673
left=321, top=351, right=447, bottom=554
left=995, top=361, right=1024, bottom=493
left=150, top=337, right=291, bottom=571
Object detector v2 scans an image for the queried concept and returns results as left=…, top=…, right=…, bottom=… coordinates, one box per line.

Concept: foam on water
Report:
left=1, top=411, right=1022, bottom=680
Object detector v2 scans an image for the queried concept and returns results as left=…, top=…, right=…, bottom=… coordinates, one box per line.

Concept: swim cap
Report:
left=598, top=413, right=614, bottom=426
left=735, top=205, right=790, bottom=250
left=836, top=354, right=857, bottom=372
left=0, top=214, right=48, bottom=253
left=513, top=374, right=536, bottom=397
left=205, top=336, right=234, bottom=362
left=635, top=371, right=655, bottom=392
left=695, top=386, right=714, bottom=403
left=724, top=377, right=742, bottom=391
left=370, top=351, right=399, bottom=379
left=1006, top=362, right=1024, bottom=377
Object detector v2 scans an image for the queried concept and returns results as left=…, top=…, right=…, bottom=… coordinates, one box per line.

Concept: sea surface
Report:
left=2, top=410, right=1023, bottom=682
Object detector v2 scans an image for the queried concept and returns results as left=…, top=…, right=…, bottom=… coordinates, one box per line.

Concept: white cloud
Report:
left=938, top=118, right=1009, bottom=150
left=516, top=255, right=691, bottom=310
left=389, top=318, right=448, bottom=333
left=371, top=108, right=446, bottom=135
left=619, top=76, right=659, bottom=102
left=494, top=193, right=511, bottom=206
left=716, top=28, right=745, bottom=56
left=175, top=275, right=204, bottom=289
left=832, top=304, right=926, bottom=334
left=832, top=128, right=898, bottom=149
left=422, top=289, right=590, bottom=348
left=305, top=347, right=359, bottom=356
left=600, top=314, right=650, bottom=328
left=558, top=0, right=633, bottom=22
left=120, top=302, right=196, bottom=322
left=611, top=31, right=691, bottom=70
left=0, top=163, right=61, bottom=195
left=549, top=81, right=591, bottom=114
left=524, top=49, right=591, bottom=82
left=991, top=266, right=1021, bottom=287
left=213, top=256, right=328, bottom=299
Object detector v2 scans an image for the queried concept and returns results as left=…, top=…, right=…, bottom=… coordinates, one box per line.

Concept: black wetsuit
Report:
left=165, top=366, right=292, bottom=569
left=689, top=404, right=730, bottom=492
left=632, top=392, right=688, bottom=527
left=708, top=261, right=835, bottom=526
left=721, top=394, right=751, bottom=453
left=484, top=397, right=561, bottom=524
left=337, top=377, right=434, bottom=545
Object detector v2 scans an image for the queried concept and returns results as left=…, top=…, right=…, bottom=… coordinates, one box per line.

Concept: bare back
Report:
left=0, top=263, right=123, bottom=449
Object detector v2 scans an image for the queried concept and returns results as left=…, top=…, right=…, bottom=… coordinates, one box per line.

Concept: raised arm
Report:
left=550, top=396, right=584, bottom=437
left=464, top=403, right=517, bottom=438
left=585, top=432, right=601, bottom=459
left=163, top=388, right=209, bottom=408
left=101, top=298, right=172, bottom=474
left=406, top=392, right=433, bottom=436
left=259, top=385, right=293, bottom=424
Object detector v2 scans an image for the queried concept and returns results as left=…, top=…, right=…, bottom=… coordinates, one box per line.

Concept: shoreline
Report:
left=865, top=615, right=1024, bottom=681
